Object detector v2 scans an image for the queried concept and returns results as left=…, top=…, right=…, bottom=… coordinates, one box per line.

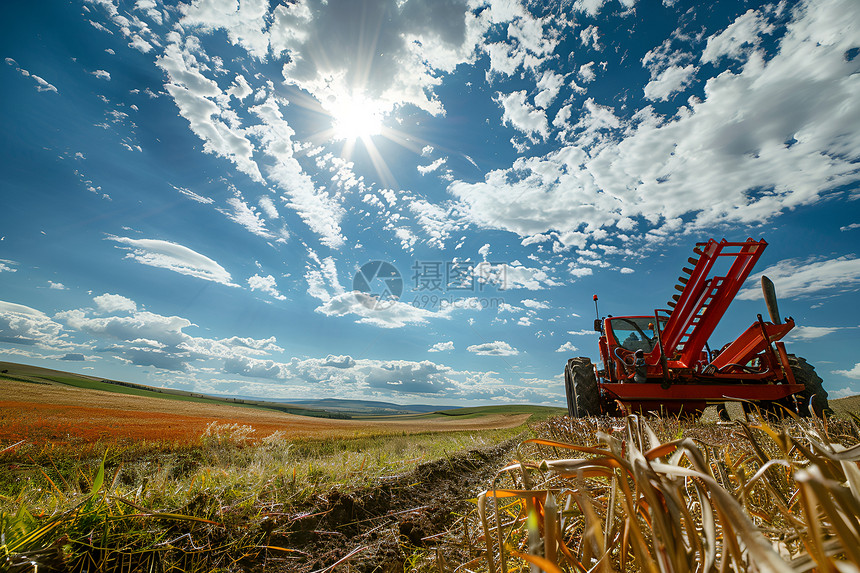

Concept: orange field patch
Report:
left=1, top=380, right=529, bottom=445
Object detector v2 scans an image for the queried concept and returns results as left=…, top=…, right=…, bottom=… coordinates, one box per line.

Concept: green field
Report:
left=355, top=403, right=567, bottom=422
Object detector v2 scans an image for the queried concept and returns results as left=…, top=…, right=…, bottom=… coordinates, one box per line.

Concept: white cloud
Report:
left=316, top=291, right=449, bottom=328
left=86, top=0, right=161, bottom=53
left=475, top=261, right=559, bottom=290
left=51, top=293, right=283, bottom=372
left=171, top=184, right=214, bottom=204
left=418, top=157, right=447, bottom=175
left=580, top=25, right=600, bottom=49
left=830, top=385, right=859, bottom=398
left=91, top=69, right=111, bottom=80
left=394, top=227, right=418, bottom=252
left=108, top=235, right=239, bottom=287
left=505, top=8, right=557, bottom=58
left=833, top=363, right=860, bottom=380
left=428, top=341, right=454, bottom=352
left=642, top=39, right=692, bottom=78
left=552, top=104, right=573, bottom=130
left=134, top=0, right=162, bottom=25
left=304, top=252, right=344, bottom=303
left=0, top=260, right=18, bottom=273
left=258, top=195, right=279, bottom=219
left=467, top=340, right=519, bottom=356
left=219, top=195, right=276, bottom=239
left=573, top=0, right=607, bottom=16
left=0, top=300, right=69, bottom=349
left=569, top=266, right=594, bottom=278
left=787, top=325, right=843, bottom=340
left=578, top=61, right=596, bottom=83
left=535, top=70, right=564, bottom=109
left=304, top=252, right=450, bottom=328
left=5, top=58, right=58, bottom=93
left=522, top=299, right=549, bottom=310
left=227, top=73, right=253, bottom=100
left=485, top=42, right=525, bottom=76
left=496, top=91, right=549, bottom=141
left=129, top=35, right=154, bottom=53
left=59, top=308, right=190, bottom=350
left=701, top=9, right=774, bottom=64
left=568, top=329, right=596, bottom=336
left=155, top=38, right=264, bottom=183
left=48, top=282, right=66, bottom=290
left=180, top=0, right=271, bottom=59
left=643, top=64, right=697, bottom=101
left=225, top=354, right=474, bottom=397
left=250, top=97, right=346, bottom=247
left=248, top=274, right=287, bottom=300
left=738, top=256, right=860, bottom=300
left=94, top=293, right=137, bottom=314
left=267, top=0, right=490, bottom=119
left=498, top=302, right=523, bottom=313
left=555, top=341, right=578, bottom=352
left=451, top=0, right=860, bottom=245
left=408, top=199, right=462, bottom=249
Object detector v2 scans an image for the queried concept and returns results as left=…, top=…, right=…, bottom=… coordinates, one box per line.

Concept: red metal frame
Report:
left=658, top=239, right=767, bottom=369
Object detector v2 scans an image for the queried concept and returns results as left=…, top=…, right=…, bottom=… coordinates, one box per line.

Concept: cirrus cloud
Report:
left=107, top=235, right=239, bottom=287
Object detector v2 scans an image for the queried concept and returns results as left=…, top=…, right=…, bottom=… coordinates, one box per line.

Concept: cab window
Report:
left=609, top=318, right=660, bottom=353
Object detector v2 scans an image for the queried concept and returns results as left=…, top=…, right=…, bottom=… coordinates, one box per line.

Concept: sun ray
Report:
left=361, top=134, right=398, bottom=190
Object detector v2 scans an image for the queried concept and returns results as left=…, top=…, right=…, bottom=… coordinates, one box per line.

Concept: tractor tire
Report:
left=787, top=355, right=829, bottom=417
left=564, top=357, right=601, bottom=418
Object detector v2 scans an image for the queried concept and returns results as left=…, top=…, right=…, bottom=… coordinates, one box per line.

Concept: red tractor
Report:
left=564, top=238, right=829, bottom=418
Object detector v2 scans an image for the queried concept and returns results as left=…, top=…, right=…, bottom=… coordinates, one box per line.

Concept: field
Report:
left=0, top=378, right=538, bottom=445
left=2, top=364, right=860, bottom=572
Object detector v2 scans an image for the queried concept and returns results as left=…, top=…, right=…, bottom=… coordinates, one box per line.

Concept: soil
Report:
left=261, top=436, right=523, bottom=572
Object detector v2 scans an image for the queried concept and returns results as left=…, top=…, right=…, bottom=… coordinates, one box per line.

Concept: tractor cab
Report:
left=606, top=317, right=660, bottom=353
left=598, top=316, right=665, bottom=383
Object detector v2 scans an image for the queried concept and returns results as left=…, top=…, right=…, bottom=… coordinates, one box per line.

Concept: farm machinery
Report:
left=564, top=238, right=829, bottom=418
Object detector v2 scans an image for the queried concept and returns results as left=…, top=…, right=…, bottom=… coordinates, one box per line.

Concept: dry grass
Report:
left=444, top=411, right=860, bottom=573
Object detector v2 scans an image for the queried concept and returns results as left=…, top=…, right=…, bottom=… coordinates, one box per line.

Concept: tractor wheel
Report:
left=564, top=357, right=600, bottom=418
left=787, top=355, right=829, bottom=417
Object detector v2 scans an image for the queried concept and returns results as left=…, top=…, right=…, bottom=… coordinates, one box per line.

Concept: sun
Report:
left=314, top=88, right=413, bottom=188
left=328, top=93, right=384, bottom=142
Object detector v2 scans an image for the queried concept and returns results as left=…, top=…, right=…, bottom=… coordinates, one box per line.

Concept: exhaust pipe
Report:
left=761, top=275, right=781, bottom=324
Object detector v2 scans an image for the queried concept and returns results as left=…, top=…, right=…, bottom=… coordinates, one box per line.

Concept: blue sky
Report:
left=1, top=0, right=858, bottom=407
